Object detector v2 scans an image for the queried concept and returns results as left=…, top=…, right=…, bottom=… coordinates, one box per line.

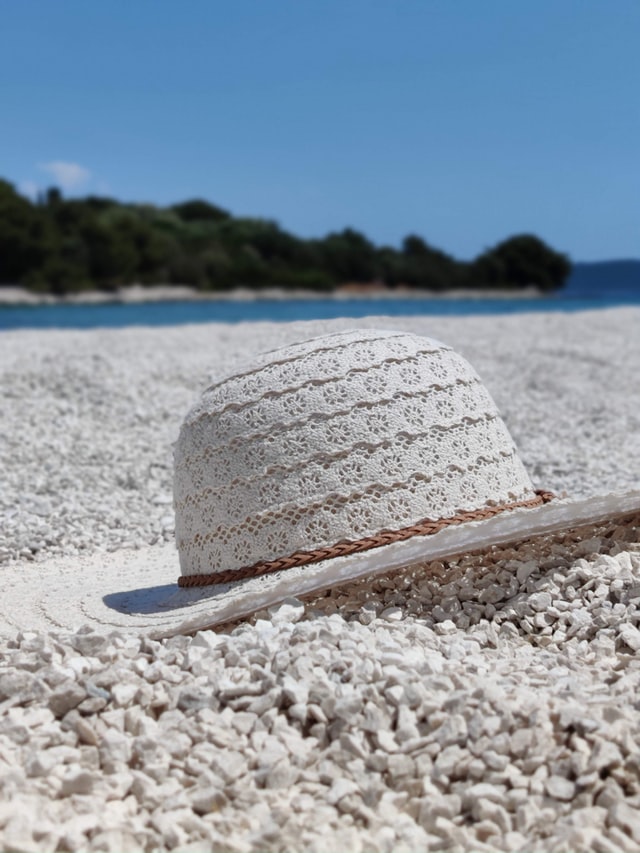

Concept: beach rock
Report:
left=0, top=670, right=49, bottom=703
left=48, top=682, right=86, bottom=717
left=617, top=623, right=640, bottom=652
left=1, top=313, right=640, bottom=851
left=608, top=802, right=640, bottom=843
left=189, top=786, right=228, bottom=815
left=59, top=769, right=96, bottom=796
left=24, top=750, right=58, bottom=778
left=545, top=775, right=576, bottom=801
left=268, top=599, right=305, bottom=624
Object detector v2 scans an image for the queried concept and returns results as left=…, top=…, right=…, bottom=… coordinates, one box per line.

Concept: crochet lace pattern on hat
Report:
left=174, top=329, right=537, bottom=578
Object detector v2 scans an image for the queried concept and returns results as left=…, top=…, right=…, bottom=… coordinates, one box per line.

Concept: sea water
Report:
left=0, top=292, right=639, bottom=331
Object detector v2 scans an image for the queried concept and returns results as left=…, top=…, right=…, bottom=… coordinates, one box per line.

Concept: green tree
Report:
left=317, top=228, right=378, bottom=282
left=171, top=199, right=230, bottom=222
left=0, top=174, right=572, bottom=295
left=471, top=234, right=571, bottom=291
left=398, top=235, right=459, bottom=289
left=0, top=181, right=54, bottom=282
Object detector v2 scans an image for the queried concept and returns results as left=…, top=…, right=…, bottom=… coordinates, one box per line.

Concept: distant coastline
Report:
left=1, top=260, right=636, bottom=309
left=0, top=180, right=571, bottom=298
left=0, top=282, right=546, bottom=307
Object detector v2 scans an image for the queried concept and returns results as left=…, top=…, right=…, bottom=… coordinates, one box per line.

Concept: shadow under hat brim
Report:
left=2, top=489, right=639, bottom=640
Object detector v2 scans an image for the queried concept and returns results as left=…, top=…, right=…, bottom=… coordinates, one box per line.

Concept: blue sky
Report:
left=2, top=1, right=638, bottom=262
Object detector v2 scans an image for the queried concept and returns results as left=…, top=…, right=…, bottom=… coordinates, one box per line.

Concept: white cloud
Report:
left=19, top=180, right=40, bottom=201
left=38, top=161, right=92, bottom=191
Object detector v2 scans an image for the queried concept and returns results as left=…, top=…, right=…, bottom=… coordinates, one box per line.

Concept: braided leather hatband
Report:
left=178, top=489, right=555, bottom=588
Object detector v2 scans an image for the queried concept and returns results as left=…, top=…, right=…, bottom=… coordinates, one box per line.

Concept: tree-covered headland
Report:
left=0, top=179, right=571, bottom=295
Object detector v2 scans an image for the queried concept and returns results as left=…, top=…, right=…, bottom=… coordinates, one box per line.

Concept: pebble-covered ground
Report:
left=1, top=308, right=640, bottom=851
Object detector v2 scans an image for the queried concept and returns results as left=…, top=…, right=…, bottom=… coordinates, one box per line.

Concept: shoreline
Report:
left=0, top=282, right=545, bottom=307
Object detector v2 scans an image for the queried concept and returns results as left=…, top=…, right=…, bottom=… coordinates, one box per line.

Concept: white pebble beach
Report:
left=1, top=307, right=640, bottom=852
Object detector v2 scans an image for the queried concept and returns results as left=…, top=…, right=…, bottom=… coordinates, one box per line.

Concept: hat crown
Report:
left=174, top=329, right=535, bottom=578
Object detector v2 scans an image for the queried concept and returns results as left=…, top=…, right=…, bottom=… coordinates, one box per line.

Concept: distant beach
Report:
left=0, top=282, right=545, bottom=307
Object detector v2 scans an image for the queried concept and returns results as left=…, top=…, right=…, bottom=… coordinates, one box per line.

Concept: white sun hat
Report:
left=3, top=328, right=639, bottom=639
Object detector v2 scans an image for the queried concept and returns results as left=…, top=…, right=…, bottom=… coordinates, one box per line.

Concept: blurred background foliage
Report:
left=0, top=179, right=571, bottom=294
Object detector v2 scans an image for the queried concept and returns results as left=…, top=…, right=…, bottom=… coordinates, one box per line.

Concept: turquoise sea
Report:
left=1, top=265, right=638, bottom=331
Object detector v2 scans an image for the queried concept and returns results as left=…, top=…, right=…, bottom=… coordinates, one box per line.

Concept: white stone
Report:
left=59, top=769, right=96, bottom=796
left=1, top=314, right=640, bottom=852
left=99, top=729, right=132, bottom=767
left=189, top=786, right=228, bottom=815
left=545, top=774, right=576, bottom=801
left=528, top=592, right=552, bottom=612
left=609, top=801, right=640, bottom=842
left=327, top=778, right=359, bottom=804
left=380, top=607, right=403, bottom=621
left=618, top=623, right=640, bottom=651
left=24, top=750, right=57, bottom=778
left=268, top=599, right=305, bottom=624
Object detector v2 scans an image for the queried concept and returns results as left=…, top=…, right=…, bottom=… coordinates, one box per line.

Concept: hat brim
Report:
left=3, top=489, right=639, bottom=639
